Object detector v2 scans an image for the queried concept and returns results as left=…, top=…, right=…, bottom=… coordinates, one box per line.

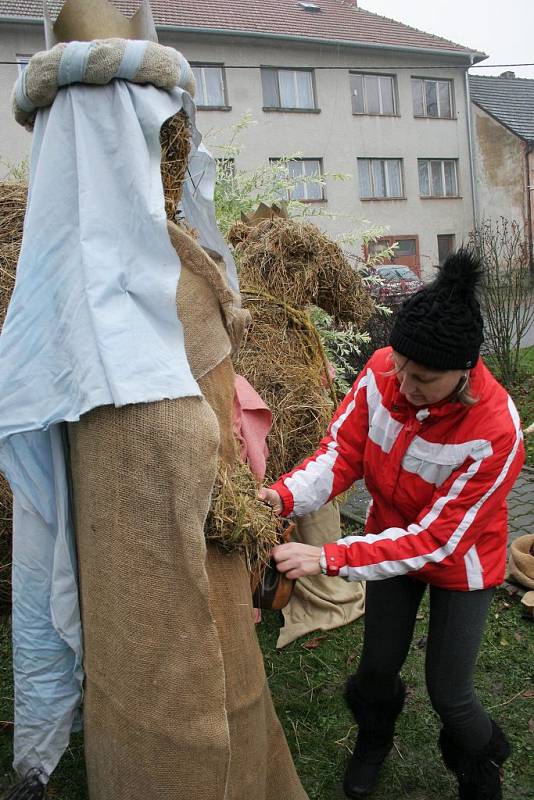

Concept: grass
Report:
left=1, top=586, right=533, bottom=799
left=511, top=348, right=534, bottom=467
left=0, top=348, right=532, bottom=797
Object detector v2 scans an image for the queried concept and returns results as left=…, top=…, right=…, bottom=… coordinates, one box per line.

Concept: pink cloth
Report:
left=233, top=374, right=273, bottom=482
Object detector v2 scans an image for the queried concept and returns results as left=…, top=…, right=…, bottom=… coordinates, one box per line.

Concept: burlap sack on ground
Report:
left=508, top=533, right=534, bottom=590
left=69, top=232, right=307, bottom=800
left=13, top=40, right=195, bottom=127
left=277, top=504, right=365, bottom=649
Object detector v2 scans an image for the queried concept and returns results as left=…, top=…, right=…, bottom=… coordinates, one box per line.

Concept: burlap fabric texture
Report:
left=13, top=39, right=195, bottom=128
left=277, top=504, right=365, bottom=648
left=69, top=227, right=307, bottom=800
left=508, top=533, right=534, bottom=590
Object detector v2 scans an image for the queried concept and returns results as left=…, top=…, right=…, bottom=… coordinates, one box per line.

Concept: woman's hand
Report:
left=272, top=542, right=322, bottom=579
left=258, top=487, right=283, bottom=514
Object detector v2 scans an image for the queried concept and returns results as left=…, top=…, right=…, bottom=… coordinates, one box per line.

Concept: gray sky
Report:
left=360, top=0, right=534, bottom=79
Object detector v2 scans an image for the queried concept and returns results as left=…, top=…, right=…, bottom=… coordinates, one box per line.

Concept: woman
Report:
left=259, top=250, right=525, bottom=800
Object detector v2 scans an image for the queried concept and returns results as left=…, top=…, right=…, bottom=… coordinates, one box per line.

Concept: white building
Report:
left=0, top=0, right=487, bottom=278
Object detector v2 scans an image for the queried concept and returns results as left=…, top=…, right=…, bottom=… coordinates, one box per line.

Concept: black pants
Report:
left=355, top=575, right=494, bottom=750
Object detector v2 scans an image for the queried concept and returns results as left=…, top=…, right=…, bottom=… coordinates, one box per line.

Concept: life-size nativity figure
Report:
left=0, top=2, right=308, bottom=799
left=230, top=204, right=374, bottom=647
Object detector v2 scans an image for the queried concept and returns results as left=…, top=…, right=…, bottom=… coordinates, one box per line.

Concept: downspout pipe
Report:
left=464, top=58, right=479, bottom=233
left=526, top=143, right=534, bottom=275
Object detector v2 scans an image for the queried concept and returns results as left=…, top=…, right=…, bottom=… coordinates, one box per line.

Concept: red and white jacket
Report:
left=270, top=347, right=525, bottom=591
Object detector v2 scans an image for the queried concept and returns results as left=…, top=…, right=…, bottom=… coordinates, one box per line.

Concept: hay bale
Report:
left=0, top=180, right=26, bottom=611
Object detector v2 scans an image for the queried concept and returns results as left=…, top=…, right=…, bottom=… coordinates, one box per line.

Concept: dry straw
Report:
left=230, top=214, right=374, bottom=483
left=159, top=110, right=191, bottom=219
left=0, top=181, right=26, bottom=609
left=229, top=217, right=374, bottom=329
left=206, top=459, right=284, bottom=574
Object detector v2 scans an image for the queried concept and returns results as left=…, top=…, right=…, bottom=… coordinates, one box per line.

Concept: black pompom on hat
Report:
left=389, top=248, right=484, bottom=371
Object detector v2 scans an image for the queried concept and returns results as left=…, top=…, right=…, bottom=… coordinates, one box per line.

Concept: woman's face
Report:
left=391, top=350, right=466, bottom=406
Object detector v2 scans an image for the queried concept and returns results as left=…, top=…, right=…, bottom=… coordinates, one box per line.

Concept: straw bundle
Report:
left=233, top=297, right=335, bottom=482
left=0, top=181, right=25, bottom=327
left=230, top=213, right=374, bottom=482
left=0, top=181, right=26, bottom=610
left=206, top=459, right=284, bottom=572
left=228, top=218, right=374, bottom=329
left=159, top=110, right=191, bottom=219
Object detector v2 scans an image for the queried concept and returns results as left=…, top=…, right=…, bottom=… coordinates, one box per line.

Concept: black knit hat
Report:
left=389, top=249, right=484, bottom=370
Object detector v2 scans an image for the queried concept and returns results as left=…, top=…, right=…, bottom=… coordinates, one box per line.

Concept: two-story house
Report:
left=0, top=1, right=486, bottom=278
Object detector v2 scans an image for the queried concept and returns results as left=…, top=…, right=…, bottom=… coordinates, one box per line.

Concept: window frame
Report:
left=190, top=62, right=230, bottom=110
left=269, top=157, right=325, bottom=202
left=261, top=66, right=319, bottom=112
left=418, top=159, right=460, bottom=198
left=349, top=71, right=398, bottom=116
left=357, top=158, right=405, bottom=200
left=411, top=77, right=455, bottom=119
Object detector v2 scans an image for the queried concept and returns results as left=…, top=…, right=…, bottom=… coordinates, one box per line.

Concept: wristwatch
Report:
left=320, top=547, right=340, bottom=577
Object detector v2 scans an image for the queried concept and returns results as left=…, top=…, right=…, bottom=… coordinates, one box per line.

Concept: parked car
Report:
left=370, top=265, right=424, bottom=303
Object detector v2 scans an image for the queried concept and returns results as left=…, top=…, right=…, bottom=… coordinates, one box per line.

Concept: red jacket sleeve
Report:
left=323, top=418, right=525, bottom=581
left=270, top=364, right=371, bottom=517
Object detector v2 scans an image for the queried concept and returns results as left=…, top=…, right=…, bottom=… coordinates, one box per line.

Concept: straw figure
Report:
left=0, top=125, right=303, bottom=800
left=0, top=4, right=307, bottom=797
left=230, top=205, right=374, bottom=647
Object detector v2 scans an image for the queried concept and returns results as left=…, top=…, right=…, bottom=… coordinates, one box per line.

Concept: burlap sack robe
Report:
left=69, top=226, right=307, bottom=800
left=277, top=504, right=365, bottom=649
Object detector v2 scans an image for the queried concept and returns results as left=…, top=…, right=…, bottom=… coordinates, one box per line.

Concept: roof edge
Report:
left=0, top=15, right=487, bottom=62
left=156, top=24, right=488, bottom=62
left=470, top=99, right=533, bottom=144
left=0, top=15, right=42, bottom=24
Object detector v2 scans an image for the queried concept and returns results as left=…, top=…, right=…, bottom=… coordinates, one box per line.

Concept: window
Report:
left=270, top=158, right=324, bottom=201
left=191, top=64, right=228, bottom=108
left=350, top=73, right=396, bottom=115
left=261, top=68, right=316, bottom=110
left=418, top=159, right=459, bottom=197
left=358, top=159, right=404, bottom=199
left=412, top=78, right=453, bottom=118
left=16, top=54, right=32, bottom=75
left=437, top=234, right=455, bottom=266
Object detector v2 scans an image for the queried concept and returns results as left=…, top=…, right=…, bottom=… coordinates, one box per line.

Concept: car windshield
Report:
left=377, top=266, right=418, bottom=281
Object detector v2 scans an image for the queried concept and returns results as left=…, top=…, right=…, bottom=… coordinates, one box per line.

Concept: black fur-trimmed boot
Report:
left=343, top=677, right=406, bottom=798
left=439, top=719, right=511, bottom=800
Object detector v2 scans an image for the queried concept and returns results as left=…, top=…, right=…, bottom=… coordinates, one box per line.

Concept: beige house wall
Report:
left=472, top=103, right=526, bottom=231
left=0, top=22, right=477, bottom=279
left=0, top=22, right=42, bottom=175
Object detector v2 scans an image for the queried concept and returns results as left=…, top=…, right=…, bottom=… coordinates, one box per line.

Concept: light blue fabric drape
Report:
left=0, top=78, right=236, bottom=778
